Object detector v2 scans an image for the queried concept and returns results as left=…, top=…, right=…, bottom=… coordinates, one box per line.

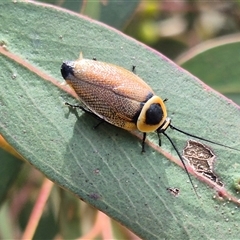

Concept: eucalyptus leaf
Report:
left=1, top=1, right=240, bottom=239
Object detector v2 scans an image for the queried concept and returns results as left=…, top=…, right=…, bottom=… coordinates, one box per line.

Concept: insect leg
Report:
left=132, top=65, right=136, bottom=73
left=141, top=132, right=147, bottom=153
left=157, top=131, right=162, bottom=146
left=65, top=102, right=105, bottom=128
left=65, top=102, right=91, bottom=114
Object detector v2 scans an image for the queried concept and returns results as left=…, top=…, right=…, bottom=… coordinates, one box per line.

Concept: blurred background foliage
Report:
left=1, top=0, right=240, bottom=239
left=125, top=1, right=240, bottom=59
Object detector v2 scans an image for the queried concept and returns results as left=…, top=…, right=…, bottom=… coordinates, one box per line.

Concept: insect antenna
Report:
left=170, top=124, right=240, bottom=152
left=162, top=131, right=200, bottom=198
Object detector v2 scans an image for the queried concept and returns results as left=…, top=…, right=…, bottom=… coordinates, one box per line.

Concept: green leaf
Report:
left=177, top=35, right=240, bottom=105
left=38, top=0, right=140, bottom=29
left=0, top=148, right=23, bottom=204
left=1, top=1, right=240, bottom=239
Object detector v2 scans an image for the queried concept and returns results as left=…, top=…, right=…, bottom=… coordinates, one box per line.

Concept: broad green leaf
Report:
left=0, top=148, right=23, bottom=204
left=1, top=1, right=240, bottom=239
left=0, top=135, right=24, bottom=205
left=177, top=35, right=240, bottom=105
left=39, top=0, right=140, bottom=29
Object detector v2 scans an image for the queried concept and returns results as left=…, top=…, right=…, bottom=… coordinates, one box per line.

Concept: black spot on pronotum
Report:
left=145, top=103, right=163, bottom=125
